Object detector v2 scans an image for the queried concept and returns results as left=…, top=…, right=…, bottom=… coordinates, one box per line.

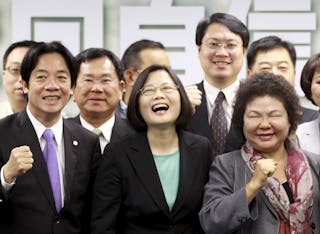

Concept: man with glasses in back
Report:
left=1, top=40, right=37, bottom=118
left=186, top=13, right=249, bottom=157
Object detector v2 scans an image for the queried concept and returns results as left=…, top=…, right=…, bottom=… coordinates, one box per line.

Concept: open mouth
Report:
left=43, top=96, right=59, bottom=101
left=213, top=61, right=230, bottom=65
left=152, top=103, right=169, bottom=112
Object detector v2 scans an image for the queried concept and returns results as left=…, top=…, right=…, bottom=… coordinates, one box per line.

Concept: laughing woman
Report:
left=91, top=64, right=213, bottom=234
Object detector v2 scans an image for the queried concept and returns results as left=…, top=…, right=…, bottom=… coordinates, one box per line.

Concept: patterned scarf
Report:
left=241, top=140, right=313, bottom=234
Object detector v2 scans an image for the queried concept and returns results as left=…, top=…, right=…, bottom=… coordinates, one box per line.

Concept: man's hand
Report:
left=185, top=85, right=202, bottom=114
left=3, top=146, right=33, bottom=183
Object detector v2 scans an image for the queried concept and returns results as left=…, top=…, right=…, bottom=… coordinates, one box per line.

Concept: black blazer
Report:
left=0, top=111, right=101, bottom=234
left=91, top=130, right=213, bottom=234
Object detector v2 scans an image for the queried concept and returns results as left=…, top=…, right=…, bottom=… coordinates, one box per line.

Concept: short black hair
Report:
left=3, top=40, right=38, bottom=70
left=247, top=35, right=296, bottom=69
left=127, top=64, right=192, bottom=131
left=300, top=53, right=320, bottom=105
left=195, top=12, right=249, bottom=48
left=232, top=72, right=301, bottom=141
left=121, top=39, right=165, bottom=71
left=75, top=48, right=124, bottom=81
left=21, top=41, right=76, bottom=87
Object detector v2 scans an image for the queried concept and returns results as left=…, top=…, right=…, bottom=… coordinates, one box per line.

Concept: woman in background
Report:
left=297, top=52, right=320, bottom=154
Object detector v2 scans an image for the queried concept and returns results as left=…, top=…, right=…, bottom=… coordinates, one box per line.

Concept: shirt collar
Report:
left=79, top=115, right=115, bottom=142
left=203, top=78, right=240, bottom=106
left=26, top=106, right=63, bottom=144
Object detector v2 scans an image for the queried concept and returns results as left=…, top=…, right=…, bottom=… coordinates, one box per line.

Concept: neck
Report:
left=262, top=145, right=288, bottom=162
left=147, top=126, right=179, bottom=155
left=10, top=99, right=27, bottom=113
left=123, top=88, right=132, bottom=105
left=205, top=75, right=237, bottom=90
left=80, top=111, right=114, bottom=128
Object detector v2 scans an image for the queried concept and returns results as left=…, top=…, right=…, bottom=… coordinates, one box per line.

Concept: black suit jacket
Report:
left=91, top=130, right=213, bottom=234
left=0, top=111, right=101, bottom=234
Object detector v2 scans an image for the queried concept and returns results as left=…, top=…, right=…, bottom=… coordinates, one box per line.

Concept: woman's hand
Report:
left=245, top=159, right=278, bottom=203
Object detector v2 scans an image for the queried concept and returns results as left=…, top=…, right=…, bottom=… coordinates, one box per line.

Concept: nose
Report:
left=215, top=45, right=228, bottom=56
left=259, top=116, right=271, bottom=128
left=91, top=82, right=103, bottom=92
left=153, top=87, right=165, bottom=99
left=45, top=77, right=59, bottom=90
left=271, top=67, right=281, bottom=76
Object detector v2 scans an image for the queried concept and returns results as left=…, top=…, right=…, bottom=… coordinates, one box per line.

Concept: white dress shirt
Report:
left=203, top=79, right=239, bottom=130
left=79, top=115, right=115, bottom=153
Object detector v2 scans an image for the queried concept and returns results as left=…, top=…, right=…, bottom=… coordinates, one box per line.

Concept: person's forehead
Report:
left=204, top=23, right=242, bottom=40
left=6, top=47, right=29, bottom=63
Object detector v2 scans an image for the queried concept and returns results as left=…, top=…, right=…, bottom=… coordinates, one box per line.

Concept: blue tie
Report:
left=210, top=92, right=228, bottom=156
left=43, top=129, right=62, bottom=212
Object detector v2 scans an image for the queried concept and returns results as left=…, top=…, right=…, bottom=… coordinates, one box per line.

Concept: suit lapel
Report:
left=17, top=111, right=57, bottom=211
left=125, top=133, right=170, bottom=216
left=193, top=82, right=211, bottom=139
left=110, top=116, right=129, bottom=143
left=62, top=121, right=78, bottom=205
left=171, top=131, right=196, bottom=216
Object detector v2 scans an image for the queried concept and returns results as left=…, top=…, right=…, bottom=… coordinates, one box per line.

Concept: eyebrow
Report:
left=34, top=69, right=69, bottom=74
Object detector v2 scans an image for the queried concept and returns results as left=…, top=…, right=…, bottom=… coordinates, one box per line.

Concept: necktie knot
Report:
left=215, top=91, right=225, bottom=105
left=43, top=129, right=54, bottom=142
left=92, top=128, right=102, bottom=136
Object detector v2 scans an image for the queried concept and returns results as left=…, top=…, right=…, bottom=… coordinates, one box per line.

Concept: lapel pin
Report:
left=73, top=140, right=78, bottom=146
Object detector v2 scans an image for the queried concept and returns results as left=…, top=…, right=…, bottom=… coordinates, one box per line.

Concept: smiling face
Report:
left=73, top=56, right=123, bottom=121
left=138, top=70, right=181, bottom=130
left=311, top=68, right=320, bottom=107
left=243, top=95, right=290, bottom=154
left=22, top=52, right=72, bottom=125
left=248, top=48, right=296, bottom=86
left=198, top=23, right=246, bottom=88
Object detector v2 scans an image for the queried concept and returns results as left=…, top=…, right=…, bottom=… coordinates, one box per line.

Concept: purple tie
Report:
left=43, top=129, right=62, bottom=212
left=210, top=91, right=228, bottom=156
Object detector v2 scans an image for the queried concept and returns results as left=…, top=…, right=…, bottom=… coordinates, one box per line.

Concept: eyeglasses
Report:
left=5, top=66, right=21, bottom=76
left=203, top=40, right=240, bottom=52
left=140, top=84, right=178, bottom=96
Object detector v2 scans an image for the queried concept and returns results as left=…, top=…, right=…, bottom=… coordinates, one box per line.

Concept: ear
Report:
left=22, top=80, right=28, bottom=94
left=124, top=69, right=136, bottom=87
left=247, top=69, right=252, bottom=79
left=118, top=80, right=125, bottom=100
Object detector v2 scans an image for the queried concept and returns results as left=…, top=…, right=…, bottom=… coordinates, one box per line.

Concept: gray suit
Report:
left=199, top=150, right=320, bottom=234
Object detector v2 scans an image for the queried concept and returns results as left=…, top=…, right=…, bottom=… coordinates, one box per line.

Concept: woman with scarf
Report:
left=199, top=72, right=320, bottom=234
left=297, top=52, right=320, bottom=154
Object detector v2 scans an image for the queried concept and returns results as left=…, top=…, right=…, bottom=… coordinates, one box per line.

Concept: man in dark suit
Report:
left=72, top=48, right=133, bottom=153
left=0, top=41, right=101, bottom=234
left=186, top=13, right=250, bottom=156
